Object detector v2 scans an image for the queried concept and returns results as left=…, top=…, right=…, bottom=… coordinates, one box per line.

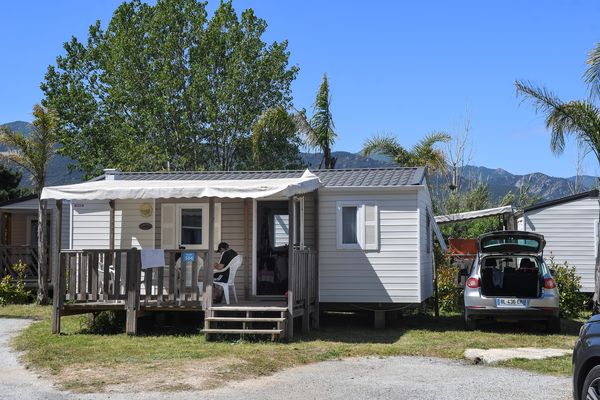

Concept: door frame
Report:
left=252, top=197, right=304, bottom=296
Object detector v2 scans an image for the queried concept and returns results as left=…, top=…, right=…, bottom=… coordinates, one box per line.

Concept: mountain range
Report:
left=1, top=121, right=596, bottom=202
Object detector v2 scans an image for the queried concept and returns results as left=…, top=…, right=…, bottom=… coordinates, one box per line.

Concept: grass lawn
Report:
left=1, top=306, right=584, bottom=393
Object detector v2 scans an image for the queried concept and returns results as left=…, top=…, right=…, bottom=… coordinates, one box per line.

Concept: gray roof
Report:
left=101, top=167, right=426, bottom=187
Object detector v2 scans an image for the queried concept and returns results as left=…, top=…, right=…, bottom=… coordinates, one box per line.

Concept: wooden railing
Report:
left=288, top=247, right=318, bottom=333
left=58, top=249, right=208, bottom=304
left=0, top=245, right=47, bottom=286
left=53, top=248, right=209, bottom=334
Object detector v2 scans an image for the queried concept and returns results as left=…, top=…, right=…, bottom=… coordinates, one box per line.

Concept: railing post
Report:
left=312, top=192, right=320, bottom=329
left=51, top=200, right=63, bottom=334
left=286, top=197, right=295, bottom=340
left=203, top=198, right=215, bottom=332
left=302, top=250, right=310, bottom=333
left=51, top=252, right=66, bottom=334
left=126, top=249, right=140, bottom=335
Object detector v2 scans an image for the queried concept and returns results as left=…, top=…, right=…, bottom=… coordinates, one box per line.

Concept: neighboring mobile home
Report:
left=518, top=189, right=599, bottom=293
left=41, top=167, right=445, bottom=338
left=0, top=195, right=70, bottom=288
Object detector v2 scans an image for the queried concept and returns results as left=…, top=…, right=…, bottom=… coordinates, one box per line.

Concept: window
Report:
left=162, top=203, right=220, bottom=250
left=342, top=206, right=358, bottom=245
left=273, top=214, right=289, bottom=247
left=336, top=201, right=379, bottom=250
left=180, top=208, right=203, bottom=246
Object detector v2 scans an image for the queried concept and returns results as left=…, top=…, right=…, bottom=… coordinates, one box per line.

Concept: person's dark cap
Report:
left=217, top=242, right=229, bottom=252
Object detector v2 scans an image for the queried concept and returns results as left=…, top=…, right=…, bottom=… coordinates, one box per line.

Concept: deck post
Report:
left=203, top=198, right=215, bottom=331
left=312, top=191, right=320, bottom=329
left=109, top=200, right=115, bottom=250
left=51, top=200, right=63, bottom=334
left=0, top=211, right=4, bottom=246
left=243, top=198, right=250, bottom=300
left=286, top=196, right=295, bottom=340
left=126, top=249, right=140, bottom=335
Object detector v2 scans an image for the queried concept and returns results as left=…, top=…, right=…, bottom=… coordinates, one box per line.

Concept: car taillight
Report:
left=544, top=278, right=556, bottom=289
left=466, top=277, right=480, bottom=289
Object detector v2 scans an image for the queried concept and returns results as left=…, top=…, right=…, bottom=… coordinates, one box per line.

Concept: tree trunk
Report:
left=595, top=177, right=600, bottom=314
left=37, top=197, right=49, bottom=305
left=323, top=147, right=336, bottom=170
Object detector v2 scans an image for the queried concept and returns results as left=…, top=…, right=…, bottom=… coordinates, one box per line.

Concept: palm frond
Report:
left=515, top=80, right=570, bottom=155
left=411, top=132, right=451, bottom=154
left=361, top=135, right=408, bottom=160
left=585, top=42, right=600, bottom=100
left=546, top=100, right=600, bottom=161
left=516, top=80, right=600, bottom=160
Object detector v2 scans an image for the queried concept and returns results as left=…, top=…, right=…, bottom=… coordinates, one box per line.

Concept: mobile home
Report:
left=519, top=189, right=599, bottom=293
left=42, top=167, right=445, bottom=337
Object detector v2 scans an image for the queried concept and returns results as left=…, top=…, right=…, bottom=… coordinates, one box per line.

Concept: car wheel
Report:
left=582, top=365, right=600, bottom=400
left=464, top=312, right=477, bottom=331
left=546, top=317, right=560, bottom=334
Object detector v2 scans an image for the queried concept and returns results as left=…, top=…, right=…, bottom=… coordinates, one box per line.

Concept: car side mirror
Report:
left=549, top=268, right=556, bottom=276
left=459, top=269, right=470, bottom=277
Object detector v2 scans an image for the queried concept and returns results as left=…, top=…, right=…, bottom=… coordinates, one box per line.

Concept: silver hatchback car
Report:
left=463, top=231, right=560, bottom=332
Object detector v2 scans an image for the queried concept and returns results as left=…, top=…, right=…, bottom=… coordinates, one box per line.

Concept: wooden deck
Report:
left=52, top=248, right=318, bottom=340
left=0, top=245, right=48, bottom=288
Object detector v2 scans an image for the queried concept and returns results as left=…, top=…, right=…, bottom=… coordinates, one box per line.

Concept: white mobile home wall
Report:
left=521, top=195, right=599, bottom=293
left=318, top=187, right=432, bottom=303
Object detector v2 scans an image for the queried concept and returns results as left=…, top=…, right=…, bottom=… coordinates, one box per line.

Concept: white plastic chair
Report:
left=214, top=255, right=243, bottom=304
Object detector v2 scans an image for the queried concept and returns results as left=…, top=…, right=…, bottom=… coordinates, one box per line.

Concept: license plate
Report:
left=496, top=298, right=528, bottom=308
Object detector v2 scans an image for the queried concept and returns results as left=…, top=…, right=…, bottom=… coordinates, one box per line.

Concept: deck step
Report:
left=201, top=328, right=283, bottom=335
left=206, top=317, right=285, bottom=322
left=209, top=306, right=287, bottom=312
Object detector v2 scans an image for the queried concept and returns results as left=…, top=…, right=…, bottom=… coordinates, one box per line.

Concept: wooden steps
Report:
left=202, top=329, right=283, bottom=335
left=202, top=305, right=287, bottom=339
left=206, top=317, right=285, bottom=323
left=209, top=306, right=287, bottom=312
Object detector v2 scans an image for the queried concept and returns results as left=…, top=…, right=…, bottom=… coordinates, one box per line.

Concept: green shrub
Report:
left=548, top=256, right=586, bottom=319
left=437, top=264, right=463, bottom=313
left=434, top=245, right=463, bottom=313
left=0, top=261, right=32, bottom=306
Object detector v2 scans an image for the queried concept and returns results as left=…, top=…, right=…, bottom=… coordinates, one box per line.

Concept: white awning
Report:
left=435, top=205, right=515, bottom=224
left=41, top=170, right=321, bottom=201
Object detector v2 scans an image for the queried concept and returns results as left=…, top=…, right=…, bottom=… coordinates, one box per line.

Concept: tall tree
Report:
left=0, top=165, right=26, bottom=201
left=295, top=74, right=337, bottom=169
left=42, top=0, right=297, bottom=176
left=515, top=46, right=600, bottom=308
left=362, top=132, right=451, bottom=173
left=0, top=104, right=58, bottom=304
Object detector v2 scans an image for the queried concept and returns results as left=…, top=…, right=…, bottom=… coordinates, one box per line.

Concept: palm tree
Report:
left=515, top=77, right=600, bottom=309
left=0, top=104, right=58, bottom=304
left=585, top=42, right=600, bottom=99
left=361, top=132, right=451, bottom=173
left=295, top=74, right=337, bottom=169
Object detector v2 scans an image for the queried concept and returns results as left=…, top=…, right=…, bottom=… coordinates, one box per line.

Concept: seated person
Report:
left=213, top=242, right=238, bottom=302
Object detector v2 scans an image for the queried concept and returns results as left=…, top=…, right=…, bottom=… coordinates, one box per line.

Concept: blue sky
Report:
left=1, top=1, right=599, bottom=178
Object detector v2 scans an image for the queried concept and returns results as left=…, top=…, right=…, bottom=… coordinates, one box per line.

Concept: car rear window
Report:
left=480, top=237, right=541, bottom=253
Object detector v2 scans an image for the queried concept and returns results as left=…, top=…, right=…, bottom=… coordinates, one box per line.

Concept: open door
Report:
left=255, top=198, right=304, bottom=296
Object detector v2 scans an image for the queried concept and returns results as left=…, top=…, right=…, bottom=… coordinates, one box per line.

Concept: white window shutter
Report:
left=214, top=203, right=222, bottom=251
left=161, top=203, right=176, bottom=249
left=363, top=203, right=379, bottom=250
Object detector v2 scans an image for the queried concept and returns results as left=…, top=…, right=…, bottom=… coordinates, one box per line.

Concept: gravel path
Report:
left=0, top=318, right=573, bottom=400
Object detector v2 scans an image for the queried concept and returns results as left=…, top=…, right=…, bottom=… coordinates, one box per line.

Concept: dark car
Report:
left=573, top=314, right=600, bottom=400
